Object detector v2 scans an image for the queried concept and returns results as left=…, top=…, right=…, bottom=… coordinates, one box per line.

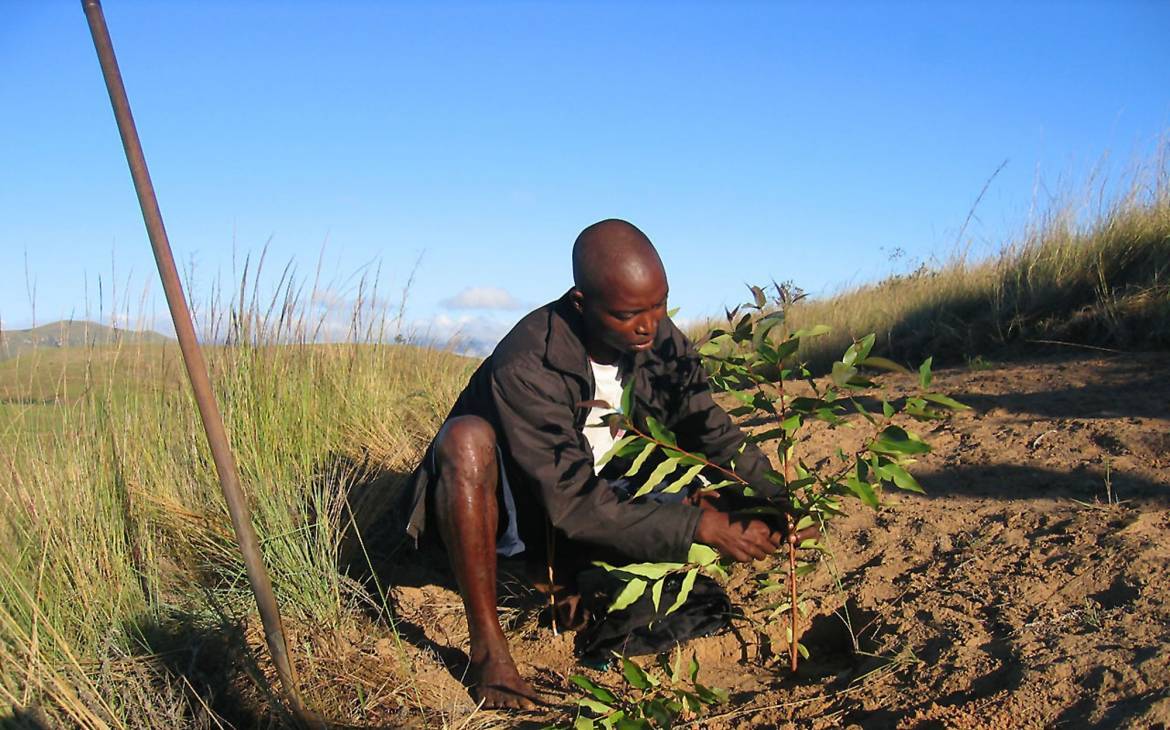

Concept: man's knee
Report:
left=434, top=416, right=497, bottom=482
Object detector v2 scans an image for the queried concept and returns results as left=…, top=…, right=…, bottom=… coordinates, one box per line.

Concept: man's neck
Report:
left=582, top=333, right=621, bottom=366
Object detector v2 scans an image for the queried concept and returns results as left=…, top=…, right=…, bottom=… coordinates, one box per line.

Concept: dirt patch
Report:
left=275, top=352, right=1170, bottom=729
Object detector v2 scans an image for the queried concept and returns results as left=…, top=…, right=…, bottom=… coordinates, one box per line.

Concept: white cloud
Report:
left=439, top=286, right=522, bottom=311
left=404, top=312, right=512, bottom=356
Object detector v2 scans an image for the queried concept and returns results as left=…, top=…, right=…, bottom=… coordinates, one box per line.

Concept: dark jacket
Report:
left=405, top=291, right=784, bottom=563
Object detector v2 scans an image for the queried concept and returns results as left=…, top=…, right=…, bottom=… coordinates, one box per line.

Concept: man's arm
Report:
left=491, top=360, right=702, bottom=563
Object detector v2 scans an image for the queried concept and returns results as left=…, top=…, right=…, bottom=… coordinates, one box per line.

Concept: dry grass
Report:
left=0, top=272, right=479, bottom=727
left=692, top=159, right=1170, bottom=371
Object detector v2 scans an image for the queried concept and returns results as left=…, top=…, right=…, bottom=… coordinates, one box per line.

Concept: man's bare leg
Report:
left=432, top=416, right=541, bottom=710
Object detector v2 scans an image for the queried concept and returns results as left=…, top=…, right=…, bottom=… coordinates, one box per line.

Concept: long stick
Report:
left=80, top=2, right=314, bottom=725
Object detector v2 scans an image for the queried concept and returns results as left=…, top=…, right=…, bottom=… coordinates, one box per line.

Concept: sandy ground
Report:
left=369, top=352, right=1170, bottom=729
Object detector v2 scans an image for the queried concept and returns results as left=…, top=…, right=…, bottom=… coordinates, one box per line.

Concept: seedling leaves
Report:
left=597, top=434, right=637, bottom=469
left=624, top=442, right=657, bottom=477
left=570, top=675, right=618, bottom=705
left=621, top=657, right=652, bottom=690
left=871, top=425, right=931, bottom=455
left=919, top=356, right=933, bottom=389
left=633, top=457, right=682, bottom=498
left=666, top=568, right=699, bottom=615
left=610, top=578, right=648, bottom=612
left=921, top=393, right=970, bottom=410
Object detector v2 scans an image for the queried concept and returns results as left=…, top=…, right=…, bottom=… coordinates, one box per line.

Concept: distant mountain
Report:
left=0, top=321, right=172, bottom=360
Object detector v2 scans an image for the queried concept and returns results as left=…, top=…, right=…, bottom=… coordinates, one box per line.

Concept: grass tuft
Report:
left=693, top=157, right=1170, bottom=370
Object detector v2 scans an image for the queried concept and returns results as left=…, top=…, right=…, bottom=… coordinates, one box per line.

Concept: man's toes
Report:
left=478, top=686, right=537, bottom=711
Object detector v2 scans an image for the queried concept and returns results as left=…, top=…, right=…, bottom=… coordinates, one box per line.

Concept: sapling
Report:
left=591, top=282, right=968, bottom=672
left=563, top=652, right=727, bottom=730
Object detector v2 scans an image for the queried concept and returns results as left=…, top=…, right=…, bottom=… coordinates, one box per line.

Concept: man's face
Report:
left=575, top=266, right=669, bottom=362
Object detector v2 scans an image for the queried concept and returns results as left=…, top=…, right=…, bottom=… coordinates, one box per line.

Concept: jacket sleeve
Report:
left=666, top=328, right=792, bottom=509
left=491, top=360, right=703, bottom=563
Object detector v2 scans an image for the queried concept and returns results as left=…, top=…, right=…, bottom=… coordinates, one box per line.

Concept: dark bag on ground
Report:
left=574, top=566, right=732, bottom=667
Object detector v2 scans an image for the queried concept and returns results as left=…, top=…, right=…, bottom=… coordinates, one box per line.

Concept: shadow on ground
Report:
left=915, top=463, right=1168, bottom=504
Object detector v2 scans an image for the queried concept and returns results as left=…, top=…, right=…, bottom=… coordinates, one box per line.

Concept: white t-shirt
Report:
left=583, top=359, right=626, bottom=470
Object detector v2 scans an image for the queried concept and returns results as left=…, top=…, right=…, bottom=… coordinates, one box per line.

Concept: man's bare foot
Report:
left=469, top=652, right=542, bottom=710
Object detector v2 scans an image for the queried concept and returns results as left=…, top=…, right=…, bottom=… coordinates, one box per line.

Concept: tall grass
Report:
left=696, top=156, right=1170, bottom=370
left=0, top=265, right=477, bottom=727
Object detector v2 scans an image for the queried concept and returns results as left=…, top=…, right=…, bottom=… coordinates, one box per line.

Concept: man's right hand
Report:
left=695, top=509, right=783, bottom=562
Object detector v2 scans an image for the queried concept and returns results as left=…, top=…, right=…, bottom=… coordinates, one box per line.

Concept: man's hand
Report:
left=694, top=507, right=820, bottom=563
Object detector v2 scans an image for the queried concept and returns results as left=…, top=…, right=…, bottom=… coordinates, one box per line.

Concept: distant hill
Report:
left=0, top=320, right=173, bottom=360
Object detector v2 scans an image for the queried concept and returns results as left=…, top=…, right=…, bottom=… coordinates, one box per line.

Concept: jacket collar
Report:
left=545, top=290, right=591, bottom=376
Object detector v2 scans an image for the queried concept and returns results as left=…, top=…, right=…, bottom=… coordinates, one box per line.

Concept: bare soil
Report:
left=316, top=352, right=1170, bottom=729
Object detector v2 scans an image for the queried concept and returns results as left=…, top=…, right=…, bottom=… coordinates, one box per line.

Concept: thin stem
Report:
left=775, top=366, right=800, bottom=674
left=787, top=515, right=798, bottom=673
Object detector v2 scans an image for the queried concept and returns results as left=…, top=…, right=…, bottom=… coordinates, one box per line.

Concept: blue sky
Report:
left=2, top=1, right=1168, bottom=349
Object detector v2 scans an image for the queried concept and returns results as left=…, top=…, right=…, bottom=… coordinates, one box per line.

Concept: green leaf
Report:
left=883, top=462, right=925, bottom=493
left=632, top=457, right=681, bottom=498
left=842, top=341, right=861, bottom=367
left=881, top=399, right=895, bottom=418
left=871, top=425, right=931, bottom=455
left=609, top=578, right=648, bottom=612
left=856, top=333, right=876, bottom=362
left=697, top=339, right=722, bottom=357
left=797, top=641, right=810, bottom=659
left=623, top=441, right=658, bottom=477
left=846, top=476, right=880, bottom=508
left=644, top=700, right=673, bottom=727
left=577, top=698, right=615, bottom=716
left=666, top=568, right=698, bottom=615
left=595, top=561, right=681, bottom=580
left=748, top=427, right=785, bottom=444
left=919, top=356, right=933, bottom=389
left=695, top=683, right=729, bottom=705
left=792, top=324, right=831, bottom=339
left=688, top=656, right=700, bottom=683
left=574, top=715, right=598, bottom=730
left=686, top=543, right=719, bottom=566
left=667, top=306, right=680, bottom=318
left=751, top=313, right=786, bottom=353
left=597, top=434, right=638, bottom=469
left=750, top=285, right=767, bottom=308
left=772, top=337, right=800, bottom=364
left=733, top=312, right=754, bottom=340
left=921, top=392, right=970, bottom=410
left=858, top=355, right=909, bottom=373
left=621, top=657, right=651, bottom=690
left=651, top=577, right=664, bottom=611
left=850, top=397, right=877, bottom=425
left=661, top=462, right=705, bottom=494
left=621, top=379, right=635, bottom=419
left=570, top=675, right=618, bottom=705
left=831, top=361, right=858, bottom=387
left=645, top=416, right=677, bottom=446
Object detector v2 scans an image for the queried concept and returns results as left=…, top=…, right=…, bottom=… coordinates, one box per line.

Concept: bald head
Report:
left=570, top=219, right=670, bottom=363
left=572, top=219, right=665, bottom=297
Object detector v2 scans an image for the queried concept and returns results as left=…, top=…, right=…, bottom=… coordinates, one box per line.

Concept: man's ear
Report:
left=570, top=287, right=585, bottom=314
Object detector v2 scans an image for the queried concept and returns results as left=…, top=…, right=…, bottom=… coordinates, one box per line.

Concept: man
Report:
left=404, top=219, right=814, bottom=709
